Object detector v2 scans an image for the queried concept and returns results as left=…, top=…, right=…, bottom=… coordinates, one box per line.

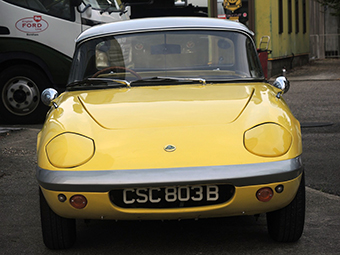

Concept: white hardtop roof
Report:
left=76, top=17, right=254, bottom=44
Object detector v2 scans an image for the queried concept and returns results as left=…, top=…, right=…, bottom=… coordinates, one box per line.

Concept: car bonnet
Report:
left=76, top=84, right=255, bottom=129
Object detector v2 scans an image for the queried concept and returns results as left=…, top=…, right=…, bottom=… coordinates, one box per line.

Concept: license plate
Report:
left=109, top=184, right=235, bottom=209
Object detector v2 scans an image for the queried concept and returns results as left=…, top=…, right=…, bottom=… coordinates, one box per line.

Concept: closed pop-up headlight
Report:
left=46, top=132, right=95, bottom=168
left=244, top=123, right=292, bottom=157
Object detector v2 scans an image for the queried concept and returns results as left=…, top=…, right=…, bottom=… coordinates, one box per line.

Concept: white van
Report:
left=0, top=0, right=129, bottom=123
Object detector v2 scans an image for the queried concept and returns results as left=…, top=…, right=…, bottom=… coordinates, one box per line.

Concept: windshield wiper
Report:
left=67, top=78, right=131, bottom=90
left=131, top=76, right=207, bottom=86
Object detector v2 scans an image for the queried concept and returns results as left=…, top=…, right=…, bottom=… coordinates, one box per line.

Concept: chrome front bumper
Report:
left=37, top=156, right=303, bottom=192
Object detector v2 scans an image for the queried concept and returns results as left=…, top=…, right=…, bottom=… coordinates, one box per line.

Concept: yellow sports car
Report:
left=37, top=17, right=305, bottom=249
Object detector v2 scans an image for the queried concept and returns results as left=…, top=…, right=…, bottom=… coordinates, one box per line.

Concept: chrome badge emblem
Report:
left=164, top=144, right=176, bottom=152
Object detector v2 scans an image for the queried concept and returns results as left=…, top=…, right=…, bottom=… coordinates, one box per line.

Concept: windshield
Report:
left=83, top=0, right=120, bottom=11
left=68, top=30, right=263, bottom=86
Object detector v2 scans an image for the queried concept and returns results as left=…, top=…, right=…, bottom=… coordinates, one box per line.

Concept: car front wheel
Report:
left=39, top=188, right=76, bottom=249
left=266, top=173, right=305, bottom=242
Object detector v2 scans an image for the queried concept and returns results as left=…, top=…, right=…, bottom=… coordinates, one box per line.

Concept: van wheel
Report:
left=39, top=188, right=76, bottom=249
left=266, top=173, right=305, bottom=242
left=0, top=65, right=50, bottom=124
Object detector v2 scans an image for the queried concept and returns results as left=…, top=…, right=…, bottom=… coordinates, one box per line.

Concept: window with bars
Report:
left=295, top=0, right=299, bottom=33
left=279, top=0, right=283, bottom=34
left=303, top=0, right=307, bottom=34
left=288, top=0, right=292, bottom=34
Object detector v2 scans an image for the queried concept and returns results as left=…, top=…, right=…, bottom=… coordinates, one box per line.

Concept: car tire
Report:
left=266, top=173, right=305, bottom=242
left=0, top=65, right=50, bottom=124
left=39, top=188, right=76, bottom=249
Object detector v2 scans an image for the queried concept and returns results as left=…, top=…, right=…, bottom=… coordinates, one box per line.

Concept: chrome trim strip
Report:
left=37, top=156, right=303, bottom=192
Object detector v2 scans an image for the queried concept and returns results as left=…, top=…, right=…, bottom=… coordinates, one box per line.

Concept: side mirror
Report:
left=272, top=76, right=290, bottom=98
left=175, top=0, right=187, bottom=6
left=41, top=88, right=59, bottom=108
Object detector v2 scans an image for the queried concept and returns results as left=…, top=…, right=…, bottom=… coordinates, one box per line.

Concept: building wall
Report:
left=253, top=0, right=310, bottom=77
left=309, top=0, right=340, bottom=59
left=310, top=0, right=325, bottom=59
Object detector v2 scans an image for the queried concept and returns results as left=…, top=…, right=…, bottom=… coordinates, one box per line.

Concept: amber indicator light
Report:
left=70, top=195, right=87, bottom=209
left=256, top=187, right=273, bottom=202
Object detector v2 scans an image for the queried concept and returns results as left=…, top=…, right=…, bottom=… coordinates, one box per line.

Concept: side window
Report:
left=246, top=38, right=262, bottom=78
left=4, top=0, right=75, bottom=21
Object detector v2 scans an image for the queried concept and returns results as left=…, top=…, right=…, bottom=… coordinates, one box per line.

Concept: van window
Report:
left=4, top=0, right=75, bottom=21
left=83, top=0, right=120, bottom=12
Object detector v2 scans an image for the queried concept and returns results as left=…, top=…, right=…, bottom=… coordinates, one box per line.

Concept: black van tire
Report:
left=0, top=65, right=50, bottom=124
